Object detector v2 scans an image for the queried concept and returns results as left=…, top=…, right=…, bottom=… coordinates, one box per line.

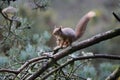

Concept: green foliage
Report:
left=32, top=31, right=51, bottom=54
left=0, top=56, right=9, bottom=67
left=79, top=64, right=96, bottom=79
left=0, top=1, right=52, bottom=76
left=19, top=44, right=37, bottom=61
left=8, top=30, right=51, bottom=61
left=99, top=63, right=117, bottom=80
left=9, top=47, right=20, bottom=56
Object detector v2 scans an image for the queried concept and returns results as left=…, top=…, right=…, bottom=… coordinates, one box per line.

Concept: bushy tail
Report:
left=75, top=11, right=96, bottom=39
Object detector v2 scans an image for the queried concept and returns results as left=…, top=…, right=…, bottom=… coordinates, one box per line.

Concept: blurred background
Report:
left=0, top=0, right=120, bottom=79
left=11, top=0, right=120, bottom=53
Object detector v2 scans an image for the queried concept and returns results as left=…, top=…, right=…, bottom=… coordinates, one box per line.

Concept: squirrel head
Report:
left=52, top=26, right=62, bottom=36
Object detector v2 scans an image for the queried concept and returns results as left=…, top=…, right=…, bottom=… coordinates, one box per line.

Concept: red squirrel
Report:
left=53, top=11, right=96, bottom=48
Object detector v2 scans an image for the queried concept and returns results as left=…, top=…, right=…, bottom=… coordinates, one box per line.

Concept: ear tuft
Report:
left=59, top=26, right=62, bottom=30
left=60, top=26, right=62, bottom=28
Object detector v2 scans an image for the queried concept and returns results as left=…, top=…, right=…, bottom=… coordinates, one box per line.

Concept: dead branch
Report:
left=0, top=8, right=13, bottom=22
left=27, top=28, right=120, bottom=80
left=113, top=12, right=120, bottom=22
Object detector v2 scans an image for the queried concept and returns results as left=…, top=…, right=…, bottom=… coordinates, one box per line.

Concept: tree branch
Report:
left=0, top=69, right=18, bottom=74
left=105, top=66, right=120, bottom=80
left=0, top=56, right=50, bottom=74
left=41, top=54, right=120, bottom=80
left=113, top=12, right=120, bottom=22
left=54, top=28, right=120, bottom=60
left=27, top=28, right=120, bottom=80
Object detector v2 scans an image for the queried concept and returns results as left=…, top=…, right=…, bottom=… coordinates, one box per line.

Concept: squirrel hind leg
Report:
left=63, top=39, right=71, bottom=47
left=56, top=38, right=71, bottom=48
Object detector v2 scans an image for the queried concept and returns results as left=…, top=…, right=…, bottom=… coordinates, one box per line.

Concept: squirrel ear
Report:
left=59, top=26, right=62, bottom=31
left=60, top=26, right=62, bottom=28
left=60, top=26, right=62, bottom=29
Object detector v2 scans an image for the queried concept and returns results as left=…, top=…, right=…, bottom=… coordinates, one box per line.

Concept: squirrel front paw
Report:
left=53, top=46, right=62, bottom=51
left=53, top=46, right=63, bottom=54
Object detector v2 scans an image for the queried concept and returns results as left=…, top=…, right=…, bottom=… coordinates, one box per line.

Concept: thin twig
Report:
left=113, top=12, right=120, bottom=22
left=0, top=56, right=50, bottom=74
